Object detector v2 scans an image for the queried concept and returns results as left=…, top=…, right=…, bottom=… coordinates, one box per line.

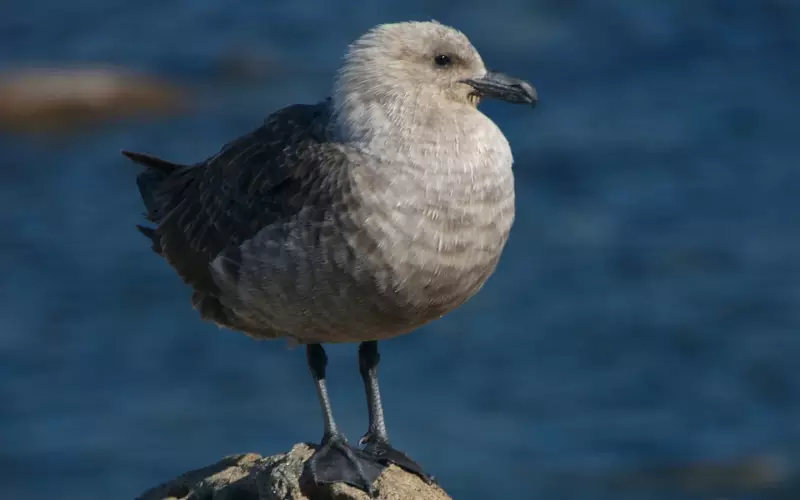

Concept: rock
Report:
left=0, top=67, right=186, bottom=134
left=137, top=443, right=452, bottom=500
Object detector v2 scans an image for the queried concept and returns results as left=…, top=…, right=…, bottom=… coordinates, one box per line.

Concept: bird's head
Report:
left=333, top=21, right=536, bottom=135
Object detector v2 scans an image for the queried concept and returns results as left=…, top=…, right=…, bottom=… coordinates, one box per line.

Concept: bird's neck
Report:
left=329, top=90, right=516, bottom=232
left=331, top=91, right=504, bottom=175
left=331, top=92, right=430, bottom=147
left=333, top=90, right=515, bottom=216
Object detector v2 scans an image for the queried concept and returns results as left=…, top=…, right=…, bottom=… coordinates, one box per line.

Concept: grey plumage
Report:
left=125, top=21, right=531, bottom=345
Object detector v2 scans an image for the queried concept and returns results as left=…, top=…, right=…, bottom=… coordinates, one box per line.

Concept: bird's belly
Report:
left=337, top=200, right=513, bottom=339
left=220, top=247, right=500, bottom=345
left=214, top=197, right=511, bottom=344
left=291, top=259, right=498, bottom=344
left=347, top=223, right=507, bottom=333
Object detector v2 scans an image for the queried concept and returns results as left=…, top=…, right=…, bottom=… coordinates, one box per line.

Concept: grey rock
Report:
left=137, top=444, right=453, bottom=500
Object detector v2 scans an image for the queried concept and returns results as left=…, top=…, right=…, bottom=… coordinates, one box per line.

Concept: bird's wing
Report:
left=138, top=100, right=344, bottom=296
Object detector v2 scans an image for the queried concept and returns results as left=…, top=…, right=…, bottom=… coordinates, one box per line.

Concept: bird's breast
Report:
left=350, top=141, right=515, bottom=325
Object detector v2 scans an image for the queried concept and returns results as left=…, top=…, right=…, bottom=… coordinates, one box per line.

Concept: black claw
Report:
left=304, top=435, right=386, bottom=494
left=362, top=438, right=434, bottom=484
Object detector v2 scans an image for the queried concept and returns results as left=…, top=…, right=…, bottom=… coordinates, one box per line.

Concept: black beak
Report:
left=461, top=71, right=537, bottom=107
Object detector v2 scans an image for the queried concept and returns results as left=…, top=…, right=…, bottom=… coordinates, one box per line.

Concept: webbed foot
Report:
left=361, top=434, right=434, bottom=484
left=304, top=434, right=386, bottom=495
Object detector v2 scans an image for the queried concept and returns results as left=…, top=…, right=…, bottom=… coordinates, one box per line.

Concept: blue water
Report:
left=1, top=1, right=799, bottom=499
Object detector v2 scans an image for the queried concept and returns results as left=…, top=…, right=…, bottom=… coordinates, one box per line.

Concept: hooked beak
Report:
left=461, top=71, right=538, bottom=107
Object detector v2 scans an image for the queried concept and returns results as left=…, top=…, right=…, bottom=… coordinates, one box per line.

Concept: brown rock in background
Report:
left=137, top=443, right=452, bottom=500
left=0, top=67, right=186, bottom=134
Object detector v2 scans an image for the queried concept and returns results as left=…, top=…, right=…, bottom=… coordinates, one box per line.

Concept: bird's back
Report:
left=126, top=100, right=352, bottom=335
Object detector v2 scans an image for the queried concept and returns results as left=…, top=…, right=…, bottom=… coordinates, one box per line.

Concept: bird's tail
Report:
left=122, top=150, right=183, bottom=220
left=122, top=150, right=190, bottom=248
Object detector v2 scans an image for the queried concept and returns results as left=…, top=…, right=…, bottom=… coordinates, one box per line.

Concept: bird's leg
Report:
left=358, top=341, right=434, bottom=483
left=303, top=343, right=384, bottom=494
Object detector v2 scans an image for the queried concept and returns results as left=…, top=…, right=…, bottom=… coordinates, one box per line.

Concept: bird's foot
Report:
left=304, top=433, right=386, bottom=495
left=360, top=433, right=434, bottom=484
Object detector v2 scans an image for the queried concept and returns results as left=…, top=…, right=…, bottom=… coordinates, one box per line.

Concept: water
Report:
left=1, top=1, right=799, bottom=499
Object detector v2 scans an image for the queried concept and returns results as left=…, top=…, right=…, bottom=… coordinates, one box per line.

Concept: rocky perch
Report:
left=137, top=443, right=452, bottom=500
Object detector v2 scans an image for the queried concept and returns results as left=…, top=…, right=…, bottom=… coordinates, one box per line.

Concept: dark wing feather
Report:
left=133, top=100, right=337, bottom=302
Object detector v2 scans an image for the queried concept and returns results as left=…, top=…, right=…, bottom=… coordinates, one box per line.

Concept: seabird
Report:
left=123, top=20, right=536, bottom=494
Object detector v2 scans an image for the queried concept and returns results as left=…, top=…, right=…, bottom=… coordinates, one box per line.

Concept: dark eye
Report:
left=434, top=54, right=451, bottom=67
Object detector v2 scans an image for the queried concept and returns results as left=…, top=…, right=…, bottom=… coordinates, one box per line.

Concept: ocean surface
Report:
left=1, top=1, right=799, bottom=499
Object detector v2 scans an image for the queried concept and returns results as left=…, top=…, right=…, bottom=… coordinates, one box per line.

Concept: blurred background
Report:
left=1, top=1, right=798, bottom=499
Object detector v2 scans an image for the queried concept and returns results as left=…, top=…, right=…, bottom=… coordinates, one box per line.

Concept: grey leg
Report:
left=358, top=341, right=433, bottom=483
left=358, top=340, right=387, bottom=443
left=307, top=343, right=340, bottom=439
left=303, top=344, right=384, bottom=494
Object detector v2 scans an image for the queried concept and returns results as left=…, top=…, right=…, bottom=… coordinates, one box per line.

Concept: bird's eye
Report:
left=434, top=54, right=451, bottom=67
